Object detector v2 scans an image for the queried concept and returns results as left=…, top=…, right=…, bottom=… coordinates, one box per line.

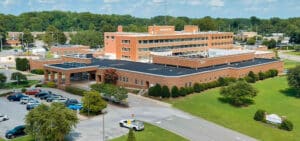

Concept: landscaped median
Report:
left=168, top=76, right=300, bottom=141
left=111, top=122, right=188, bottom=141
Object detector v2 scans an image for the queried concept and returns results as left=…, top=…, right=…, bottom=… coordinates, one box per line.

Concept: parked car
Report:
left=0, top=114, right=9, bottom=121
left=35, top=91, right=50, bottom=98
left=68, top=103, right=83, bottom=110
left=119, top=119, right=144, bottom=131
left=20, top=97, right=33, bottom=104
left=26, top=103, right=40, bottom=111
left=27, top=99, right=40, bottom=106
left=65, top=99, right=79, bottom=106
left=7, top=93, right=27, bottom=101
left=39, top=94, right=53, bottom=100
left=46, top=95, right=62, bottom=102
left=5, top=125, right=26, bottom=139
left=25, top=89, right=41, bottom=95
left=52, top=97, right=68, bottom=103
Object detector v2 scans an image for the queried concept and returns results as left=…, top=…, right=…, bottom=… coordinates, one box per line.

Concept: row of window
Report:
left=106, top=36, right=115, bottom=39
left=122, top=40, right=130, bottom=44
left=138, top=44, right=208, bottom=52
left=212, top=36, right=233, bottom=40
left=212, top=42, right=232, bottom=46
left=119, top=76, right=144, bottom=86
left=138, top=37, right=209, bottom=44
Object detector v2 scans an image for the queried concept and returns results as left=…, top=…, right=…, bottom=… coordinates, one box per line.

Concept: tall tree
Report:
left=43, top=25, right=66, bottom=46
left=103, top=69, right=118, bottom=84
left=11, top=72, right=27, bottom=84
left=20, top=28, right=34, bottom=46
left=287, top=65, right=300, bottom=96
left=70, top=30, right=103, bottom=48
left=25, top=103, right=78, bottom=141
left=82, top=91, right=107, bottom=115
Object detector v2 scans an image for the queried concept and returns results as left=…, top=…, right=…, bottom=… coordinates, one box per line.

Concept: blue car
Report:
left=5, top=125, right=26, bottom=139
left=68, top=103, right=83, bottom=110
left=7, top=93, right=27, bottom=101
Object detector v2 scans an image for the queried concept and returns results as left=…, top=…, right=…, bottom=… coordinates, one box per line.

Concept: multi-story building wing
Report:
left=104, top=25, right=233, bottom=62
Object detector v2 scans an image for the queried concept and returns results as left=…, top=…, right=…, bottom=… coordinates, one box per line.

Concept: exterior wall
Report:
left=148, top=26, right=175, bottom=35
left=184, top=25, right=199, bottom=33
left=50, top=45, right=90, bottom=56
left=94, top=61, right=283, bottom=89
left=61, top=56, right=92, bottom=64
left=152, top=52, right=255, bottom=68
left=29, top=59, right=63, bottom=70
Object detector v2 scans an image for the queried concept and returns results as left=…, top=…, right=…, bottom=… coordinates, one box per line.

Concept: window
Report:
left=106, top=36, right=109, bottom=39
left=141, top=80, right=144, bottom=85
left=111, top=36, right=115, bottom=39
left=189, top=82, right=192, bottom=87
left=122, top=40, right=130, bottom=44
left=122, top=48, right=130, bottom=52
left=135, top=79, right=138, bottom=84
left=126, top=77, right=128, bottom=82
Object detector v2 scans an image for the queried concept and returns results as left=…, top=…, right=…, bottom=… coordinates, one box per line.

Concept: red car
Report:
left=25, top=89, right=41, bottom=95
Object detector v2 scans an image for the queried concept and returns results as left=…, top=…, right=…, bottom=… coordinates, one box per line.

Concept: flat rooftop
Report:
left=106, top=31, right=233, bottom=37
left=48, top=58, right=280, bottom=77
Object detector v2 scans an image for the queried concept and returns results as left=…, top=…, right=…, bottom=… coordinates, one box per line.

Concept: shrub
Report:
left=30, top=69, right=44, bottom=75
left=186, top=87, right=194, bottom=94
left=82, top=91, right=107, bottom=115
left=65, top=86, right=87, bottom=96
left=254, top=109, right=266, bottom=122
left=21, top=88, right=27, bottom=93
left=46, top=81, right=56, bottom=88
left=179, top=87, right=187, bottom=96
left=258, top=72, right=265, bottom=80
left=218, top=77, right=236, bottom=86
left=246, top=71, right=257, bottom=83
left=149, top=84, right=162, bottom=97
left=193, top=83, right=201, bottom=92
left=171, top=86, right=180, bottom=97
left=280, top=120, right=293, bottom=131
left=161, top=85, right=170, bottom=98
left=15, top=58, right=29, bottom=71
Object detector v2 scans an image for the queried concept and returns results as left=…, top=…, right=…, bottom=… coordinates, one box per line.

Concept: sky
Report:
left=0, top=0, right=299, bottom=18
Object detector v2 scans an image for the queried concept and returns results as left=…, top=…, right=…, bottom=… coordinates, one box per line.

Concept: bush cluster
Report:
left=148, top=84, right=171, bottom=98
left=65, top=86, right=87, bottom=96
left=30, top=69, right=44, bottom=75
left=245, top=69, right=278, bottom=83
left=254, top=109, right=266, bottom=122
left=46, top=81, right=56, bottom=88
left=280, top=120, right=293, bottom=131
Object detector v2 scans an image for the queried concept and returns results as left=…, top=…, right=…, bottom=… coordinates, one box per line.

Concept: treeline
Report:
left=0, top=11, right=300, bottom=44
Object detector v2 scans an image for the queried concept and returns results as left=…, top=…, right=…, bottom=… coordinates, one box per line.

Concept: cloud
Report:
left=209, top=0, right=224, bottom=7
left=103, top=0, right=120, bottom=3
left=179, top=0, right=202, bottom=6
left=1, top=0, right=18, bottom=7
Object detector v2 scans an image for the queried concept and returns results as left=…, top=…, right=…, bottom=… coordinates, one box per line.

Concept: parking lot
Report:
left=0, top=97, right=28, bottom=138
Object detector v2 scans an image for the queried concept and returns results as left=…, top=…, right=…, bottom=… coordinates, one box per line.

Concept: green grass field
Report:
left=170, top=76, right=300, bottom=141
left=111, top=123, right=188, bottom=141
left=0, top=136, right=33, bottom=141
left=284, top=59, right=300, bottom=69
left=284, top=51, right=300, bottom=56
left=3, top=80, right=39, bottom=89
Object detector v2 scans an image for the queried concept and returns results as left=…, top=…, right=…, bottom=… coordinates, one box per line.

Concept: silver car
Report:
left=119, top=119, right=144, bottom=131
left=0, top=114, right=9, bottom=121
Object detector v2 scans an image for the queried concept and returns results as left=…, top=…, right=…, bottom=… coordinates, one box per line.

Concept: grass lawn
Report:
left=284, top=59, right=300, bottom=69
left=169, top=76, right=300, bottom=141
left=4, top=80, right=39, bottom=89
left=111, top=123, right=188, bottom=141
left=0, top=136, right=33, bottom=141
left=284, top=51, right=300, bottom=56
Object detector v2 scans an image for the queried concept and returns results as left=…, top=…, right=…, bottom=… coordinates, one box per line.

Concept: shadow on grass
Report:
left=218, top=97, right=254, bottom=107
left=280, top=88, right=300, bottom=98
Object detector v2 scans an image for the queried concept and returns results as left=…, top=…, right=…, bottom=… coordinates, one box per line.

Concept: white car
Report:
left=0, top=114, right=9, bottom=121
left=27, top=99, right=40, bottom=106
left=52, top=97, right=68, bottom=103
left=119, top=119, right=144, bottom=131
left=20, top=97, right=32, bottom=104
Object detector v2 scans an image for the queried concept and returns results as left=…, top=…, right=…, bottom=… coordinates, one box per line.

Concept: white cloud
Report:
left=1, top=0, right=18, bottom=7
left=103, top=0, right=120, bottom=3
left=179, top=0, right=202, bottom=6
left=209, top=0, right=224, bottom=7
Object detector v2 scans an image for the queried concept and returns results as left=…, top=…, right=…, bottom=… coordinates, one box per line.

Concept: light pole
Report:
left=0, top=35, right=2, bottom=52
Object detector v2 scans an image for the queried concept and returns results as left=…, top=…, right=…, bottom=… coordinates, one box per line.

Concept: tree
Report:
left=15, top=58, right=29, bottom=71
left=246, top=71, right=258, bottom=83
left=148, top=84, right=162, bottom=97
left=258, top=72, right=265, bottom=80
left=25, top=103, right=78, bottom=141
left=43, top=25, right=66, bottom=46
left=287, top=65, right=300, bottom=95
left=103, top=69, right=118, bottom=84
left=127, top=129, right=136, bottom=141
left=70, top=30, right=103, bottom=48
left=247, top=37, right=256, bottom=45
left=161, top=85, right=170, bottom=98
left=192, top=16, right=217, bottom=31
left=171, top=86, right=180, bottom=97
left=0, top=26, right=6, bottom=46
left=82, top=91, right=107, bottom=115
left=0, top=73, right=7, bottom=88
left=11, top=72, right=27, bottom=84
left=220, top=81, right=258, bottom=106
left=20, top=29, right=34, bottom=46
left=280, top=120, right=293, bottom=131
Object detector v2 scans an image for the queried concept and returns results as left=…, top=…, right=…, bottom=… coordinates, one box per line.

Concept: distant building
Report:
left=50, top=45, right=90, bottom=57
left=104, top=25, right=234, bottom=62
left=235, top=31, right=258, bottom=41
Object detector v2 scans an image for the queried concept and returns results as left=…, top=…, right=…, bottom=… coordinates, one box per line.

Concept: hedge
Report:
left=30, top=69, right=44, bottom=75
left=65, top=86, right=87, bottom=96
